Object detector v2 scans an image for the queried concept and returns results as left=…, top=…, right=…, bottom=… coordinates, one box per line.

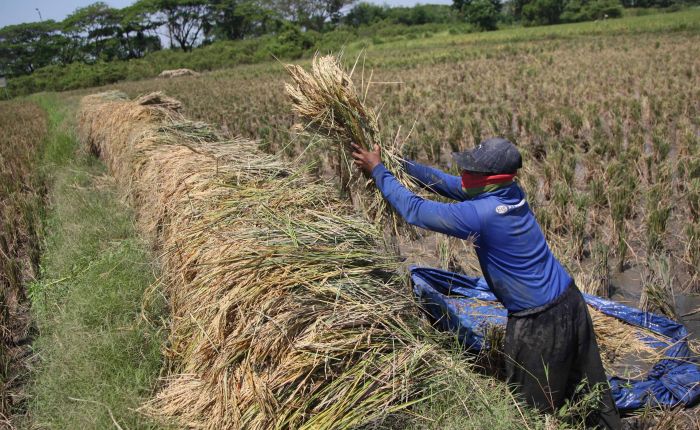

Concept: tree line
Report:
left=0, top=0, right=356, bottom=77
left=0, top=0, right=695, bottom=78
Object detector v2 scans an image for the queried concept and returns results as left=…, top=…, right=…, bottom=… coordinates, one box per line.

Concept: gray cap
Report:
left=452, top=137, right=522, bottom=174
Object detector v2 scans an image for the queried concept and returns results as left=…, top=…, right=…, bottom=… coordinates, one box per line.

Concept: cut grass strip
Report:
left=26, top=94, right=165, bottom=429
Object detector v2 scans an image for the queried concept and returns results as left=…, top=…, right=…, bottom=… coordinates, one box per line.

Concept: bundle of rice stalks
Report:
left=285, top=55, right=412, bottom=232
left=136, top=91, right=183, bottom=111
left=77, top=91, right=486, bottom=429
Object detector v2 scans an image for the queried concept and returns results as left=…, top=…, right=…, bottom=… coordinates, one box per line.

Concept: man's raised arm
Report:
left=371, top=163, right=480, bottom=238
left=403, top=159, right=468, bottom=201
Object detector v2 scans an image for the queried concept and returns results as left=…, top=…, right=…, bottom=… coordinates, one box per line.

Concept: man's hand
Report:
left=351, top=143, right=382, bottom=176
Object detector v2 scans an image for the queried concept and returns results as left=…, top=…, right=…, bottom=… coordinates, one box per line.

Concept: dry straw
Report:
left=285, top=54, right=412, bottom=232
left=77, top=90, right=475, bottom=429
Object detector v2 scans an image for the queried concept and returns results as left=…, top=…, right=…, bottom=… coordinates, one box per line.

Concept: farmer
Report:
left=351, top=137, right=621, bottom=429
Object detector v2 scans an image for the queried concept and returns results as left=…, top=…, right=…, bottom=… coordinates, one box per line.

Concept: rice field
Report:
left=5, top=8, right=700, bottom=429
left=63, top=13, right=700, bottom=425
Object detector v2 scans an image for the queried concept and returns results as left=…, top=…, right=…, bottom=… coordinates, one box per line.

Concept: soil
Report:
left=611, top=265, right=700, bottom=343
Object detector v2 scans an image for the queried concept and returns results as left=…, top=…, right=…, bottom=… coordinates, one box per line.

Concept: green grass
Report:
left=341, top=8, right=700, bottom=70
left=26, top=94, right=165, bottom=429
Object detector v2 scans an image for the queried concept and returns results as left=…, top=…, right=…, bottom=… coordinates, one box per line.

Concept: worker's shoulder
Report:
left=471, top=185, right=529, bottom=218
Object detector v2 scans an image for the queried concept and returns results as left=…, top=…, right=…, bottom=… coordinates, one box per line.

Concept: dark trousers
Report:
left=504, top=284, right=622, bottom=429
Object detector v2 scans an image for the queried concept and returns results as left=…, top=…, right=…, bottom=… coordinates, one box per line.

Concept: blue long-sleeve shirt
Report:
left=372, top=160, right=572, bottom=313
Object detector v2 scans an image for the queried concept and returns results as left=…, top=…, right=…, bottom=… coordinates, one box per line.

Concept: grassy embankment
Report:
left=19, top=94, right=165, bottom=429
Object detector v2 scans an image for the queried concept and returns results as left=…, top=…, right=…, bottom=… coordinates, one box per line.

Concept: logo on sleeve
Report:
left=495, top=199, right=526, bottom=215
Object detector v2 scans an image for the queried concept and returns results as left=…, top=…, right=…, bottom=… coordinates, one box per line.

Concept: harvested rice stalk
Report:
left=588, top=308, right=670, bottom=377
left=285, top=55, right=412, bottom=232
left=135, top=91, right=182, bottom=111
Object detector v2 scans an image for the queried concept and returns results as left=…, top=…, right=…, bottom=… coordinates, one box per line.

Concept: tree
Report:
left=522, top=0, right=565, bottom=25
left=0, top=21, right=63, bottom=75
left=464, top=0, right=500, bottom=30
left=561, top=0, right=622, bottom=22
left=453, top=0, right=501, bottom=30
left=138, top=0, right=211, bottom=51
left=207, top=0, right=282, bottom=40
left=453, top=0, right=501, bottom=12
left=584, top=0, right=623, bottom=19
left=57, top=2, right=161, bottom=63
left=117, top=3, right=163, bottom=58
left=509, top=0, right=529, bottom=20
left=266, top=0, right=356, bottom=31
left=343, top=2, right=387, bottom=27
left=452, top=0, right=468, bottom=10
left=63, top=2, right=124, bottom=62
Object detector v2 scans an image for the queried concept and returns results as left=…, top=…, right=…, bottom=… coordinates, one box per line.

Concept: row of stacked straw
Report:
left=77, top=91, right=469, bottom=429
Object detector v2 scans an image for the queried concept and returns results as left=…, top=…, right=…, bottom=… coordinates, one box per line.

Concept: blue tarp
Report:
left=410, top=266, right=700, bottom=410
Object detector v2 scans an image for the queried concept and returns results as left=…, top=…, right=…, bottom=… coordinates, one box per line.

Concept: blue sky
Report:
left=0, top=0, right=453, bottom=28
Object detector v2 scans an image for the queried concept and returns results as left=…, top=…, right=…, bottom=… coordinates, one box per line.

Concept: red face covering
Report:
left=461, top=171, right=516, bottom=189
